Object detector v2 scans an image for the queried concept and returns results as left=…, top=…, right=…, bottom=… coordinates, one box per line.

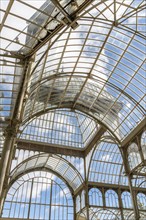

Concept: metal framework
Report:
left=0, top=0, right=146, bottom=219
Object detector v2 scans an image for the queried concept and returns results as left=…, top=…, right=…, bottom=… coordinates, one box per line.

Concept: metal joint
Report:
left=3, top=119, right=21, bottom=137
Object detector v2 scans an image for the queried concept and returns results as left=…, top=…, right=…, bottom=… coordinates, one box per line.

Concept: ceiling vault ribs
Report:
left=0, top=0, right=14, bottom=33
left=25, top=0, right=96, bottom=58
left=84, top=126, right=106, bottom=156
left=29, top=51, right=49, bottom=118
left=117, top=3, right=146, bottom=23
left=58, top=1, right=113, bottom=109
left=121, top=118, right=146, bottom=148
left=0, top=1, right=103, bottom=211
left=0, top=0, right=146, bottom=218
left=73, top=24, right=114, bottom=109
left=54, top=29, right=73, bottom=108
left=91, top=32, right=136, bottom=117
left=58, top=19, right=96, bottom=108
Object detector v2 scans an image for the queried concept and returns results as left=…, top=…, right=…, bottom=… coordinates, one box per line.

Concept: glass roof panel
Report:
left=10, top=153, right=84, bottom=191
left=10, top=149, right=85, bottom=183
left=21, top=7, right=145, bottom=140
left=0, top=0, right=89, bottom=55
left=88, top=141, right=128, bottom=185
left=0, top=2, right=146, bottom=218
left=3, top=171, right=74, bottom=219
left=0, top=0, right=145, bottom=155
left=0, top=0, right=145, bottom=176
left=61, top=155, right=85, bottom=178
left=11, top=149, right=40, bottom=171
left=19, top=109, right=98, bottom=148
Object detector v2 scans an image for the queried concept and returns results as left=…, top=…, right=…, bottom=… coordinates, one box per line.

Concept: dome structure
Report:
left=0, top=0, right=146, bottom=219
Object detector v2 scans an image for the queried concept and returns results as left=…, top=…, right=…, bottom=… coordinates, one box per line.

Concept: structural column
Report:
left=118, top=189, right=124, bottom=220
left=127, top=175, right=140, bottom=220
left=84, top=157, right=89, bottom=220
left=0, top=59, right=31, bottom=216
left=0, top=124, right=17, bottom=215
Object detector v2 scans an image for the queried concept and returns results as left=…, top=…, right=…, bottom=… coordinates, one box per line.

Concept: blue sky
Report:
left=1, top=1, right=146, bottom=219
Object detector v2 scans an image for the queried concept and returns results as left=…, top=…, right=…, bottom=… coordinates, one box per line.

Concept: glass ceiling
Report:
left=10, top=153, right=84, bottom=191
left=0, top=1, right=146, bottom=219
left=0, top=0, right=145, bottom=154
left=88, top=141, right=128, bottom=185
left=24, top=15, right=145, bottom=140
left=19, top=109, right=98, bottom=148
left=3, top=171, right=74, bottom=219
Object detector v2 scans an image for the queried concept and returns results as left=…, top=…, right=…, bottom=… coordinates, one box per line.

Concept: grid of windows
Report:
left=2, top=171, right=74, bottom=220
left=20, top=109, right=97, bottom=148
left=0, top=1, right=146, bottom=219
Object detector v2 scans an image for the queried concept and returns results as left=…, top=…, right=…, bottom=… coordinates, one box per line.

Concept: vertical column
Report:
left=127, top=175, right=140, bottom=220
left=0, top=126, right=17, bottom=215
left=85, top=184, right=89, bottom=220
left=49, top=180, right=53, bottom=220
left=102, top=187, right=106, bottom=208
left=0, top=59, right=31, bottom=216
left=118, top=189, right=124, bottom=220
left=84, top=157, right=89, bottom=220
left=27, top=179, right=34, bottom=219
left=73, top=195, right=76, bottom=220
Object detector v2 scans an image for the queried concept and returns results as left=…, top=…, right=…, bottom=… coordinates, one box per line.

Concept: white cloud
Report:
left=101, top=154, right=112, bottom=162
